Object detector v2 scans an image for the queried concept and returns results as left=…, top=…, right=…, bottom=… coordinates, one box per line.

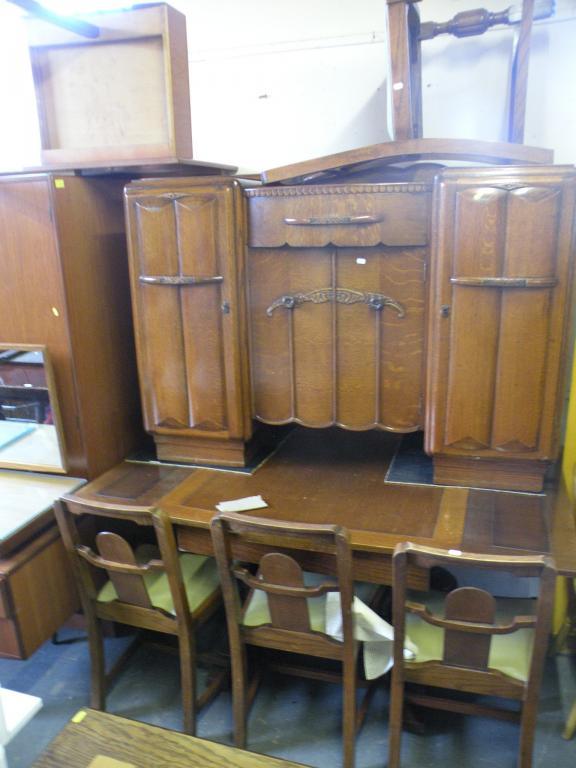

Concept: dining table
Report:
left=65, top=427, right=576, bottom=589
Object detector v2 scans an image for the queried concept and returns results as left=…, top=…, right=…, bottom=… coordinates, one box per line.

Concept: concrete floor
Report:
left=1, top=614, right=575, bottom=768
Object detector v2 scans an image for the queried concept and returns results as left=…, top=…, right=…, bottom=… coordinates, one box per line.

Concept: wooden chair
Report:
left=560, top=577, right=576, bottom=739
left=54, top=496, right=222, bottom=735
left=389, top=542, right=556, bottom=768
left=386, top=0, right=541, bottom=143
left=211, top=512, right=379, bottom=768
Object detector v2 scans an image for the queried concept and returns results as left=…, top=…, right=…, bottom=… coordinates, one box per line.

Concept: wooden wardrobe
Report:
left=0, top=173, right=143, bottom=479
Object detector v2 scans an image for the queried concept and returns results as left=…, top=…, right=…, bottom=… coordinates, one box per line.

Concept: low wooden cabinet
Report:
left=124, top=177, right=255, bottom=466
left=124, top=165, right=576, bottom=492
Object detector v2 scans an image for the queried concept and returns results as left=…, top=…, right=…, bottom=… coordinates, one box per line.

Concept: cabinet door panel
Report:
left=290, top=252, right=334, bottom=426
left=427, top=169, right=576, bottom=461
left=248, top=245, right=425, bottom=431
left=248, top=248, right=293, bottom=422
left=128, top=188, right=246, bottom=440
left=133, top=199, right=188, bottom=429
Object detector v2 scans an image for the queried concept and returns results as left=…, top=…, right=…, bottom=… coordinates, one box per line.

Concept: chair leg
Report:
left=388, top=668, right=404, bottom=768
left=563, top=700, right=576, bottom=740
left=88, top=617, right=106, bottom=711
left=518, top=701, right=537, bottom=768
left=342, top=662, right=356, bottom=768
left=231, top=643, right=249, bottom=749
left=179, top=632, right=197, bottom=736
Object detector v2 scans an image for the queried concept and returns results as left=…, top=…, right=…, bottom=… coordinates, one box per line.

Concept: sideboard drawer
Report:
left=247, top=185, right=430, bottom=248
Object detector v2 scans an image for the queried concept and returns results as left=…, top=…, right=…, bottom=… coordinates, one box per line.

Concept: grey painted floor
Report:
left=1, top=615, right=575, bottom=768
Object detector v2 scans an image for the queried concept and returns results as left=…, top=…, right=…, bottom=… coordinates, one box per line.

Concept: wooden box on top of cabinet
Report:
left=0, top=174, right=143, bottom=479
left=26, top=4, right=192, bottom=168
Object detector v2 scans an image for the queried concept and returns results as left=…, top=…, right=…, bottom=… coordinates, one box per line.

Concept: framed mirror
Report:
left=0, top=344, right=67, bottom=473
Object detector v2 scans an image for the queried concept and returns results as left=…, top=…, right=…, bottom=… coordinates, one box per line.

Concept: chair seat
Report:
left=243, top=571, right=378, bottom=632
left=98, top=545, right=220, bottom=615
left=405, top=591, right=536, bottom=682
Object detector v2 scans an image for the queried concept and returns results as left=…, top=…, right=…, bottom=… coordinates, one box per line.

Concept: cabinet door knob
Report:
left=221, top=301, right=231, bottom=314
left=440, top=305, right=451, bottom=317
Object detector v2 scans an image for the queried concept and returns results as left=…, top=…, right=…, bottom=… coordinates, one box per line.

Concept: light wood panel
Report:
left=426, top=166, right=576, bottom=490
left=125, top=178, right=255, bottom=466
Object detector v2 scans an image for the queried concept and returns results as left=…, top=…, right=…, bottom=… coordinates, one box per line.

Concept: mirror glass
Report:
left=0, top=345, right=66, bottom=473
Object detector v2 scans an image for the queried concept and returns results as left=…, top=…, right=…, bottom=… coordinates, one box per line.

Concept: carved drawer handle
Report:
left=266, top=288, right=405, bottom=317
left=450, top=277, right=557, bottom=288
left=283, top=215, right=381, bottom=226
left=139, top=275, right=224, bottom=286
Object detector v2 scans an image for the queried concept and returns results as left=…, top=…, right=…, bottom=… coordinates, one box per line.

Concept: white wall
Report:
left=0, top=0, right=574, bottom=172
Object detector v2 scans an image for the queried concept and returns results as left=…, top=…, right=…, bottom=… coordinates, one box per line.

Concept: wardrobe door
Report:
left=426, top=167, right=576, bottom=488
left=126, top=182, right=250, bottom=461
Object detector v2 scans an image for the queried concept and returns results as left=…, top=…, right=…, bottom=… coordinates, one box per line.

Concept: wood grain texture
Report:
left=125, top=177, right=256, bottom=465
left=27, top=4, right=193, bottom=166
left=425, top=166, right=576, bottom=492
left=211, top=513, right=359, bottom=766
left=0, top=524, right=79, bottom=658
left=247, top=183, right=429, bottom=432
left=32, top=709, right=307, bottom=767
left=55, top=498, right=221, bottom=735
left=260, top=139, right=554, bottom=185
left=0, top=175, right=143, bottom=478
left=247, top=186, right=429, bottom=247
left=386, top=0, right=423, bottom=140
left=389, top=542, right=556, bottom=768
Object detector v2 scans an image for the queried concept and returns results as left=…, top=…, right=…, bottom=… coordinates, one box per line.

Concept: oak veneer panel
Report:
left=32, top=709, right=307, bottom=768
left=260, top=139, right=554, bottom=185
left=426, top=167, right=576, bottom=478
left=53, top=177, right=142, bottom=478
left=125, top=178, right=254, bottom=464
left=248, top=242, right=426, bottom=430
left=0, top=178, right=82, bottom=470
left=68, top=462, right=193, bottom=508
left=248, top=248, right=294, bottom=422
left=462, top=491, right=549, bottom=555
left=169, top=429, right=442, bottom=540
left=290, top=252, right=334, bottom=426
left=247, top=186, right=429, bottom=248
left=490, top=188, right=560, bottom=452
left=130, top=191, right=235, bottom=434
left=0, top=175, right=142, bottom=478
left=133, top=198, right=189, bottom=430
left=0, top=524, right=79, bottom=659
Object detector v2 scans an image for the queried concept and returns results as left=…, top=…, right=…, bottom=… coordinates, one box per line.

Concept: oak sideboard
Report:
left=124, top=163, right=576, bottom=492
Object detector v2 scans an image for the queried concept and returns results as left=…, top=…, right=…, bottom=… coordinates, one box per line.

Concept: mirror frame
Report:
left=0, top=343, right=68, bottom=474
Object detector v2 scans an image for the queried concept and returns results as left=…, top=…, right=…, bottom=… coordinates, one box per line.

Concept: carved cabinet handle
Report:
left=450, top=277, right=557, bottom=288
left=266, top=288, right=405, bottom=317
left=283, top=215, right=381, bottom=226
left=139, top=275, right=224, bottom=286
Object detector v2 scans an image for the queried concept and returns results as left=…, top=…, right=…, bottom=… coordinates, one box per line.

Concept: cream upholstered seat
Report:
left=98, top=545, right=220, bottom=616
left=404, top=592, right=535, bottom=682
